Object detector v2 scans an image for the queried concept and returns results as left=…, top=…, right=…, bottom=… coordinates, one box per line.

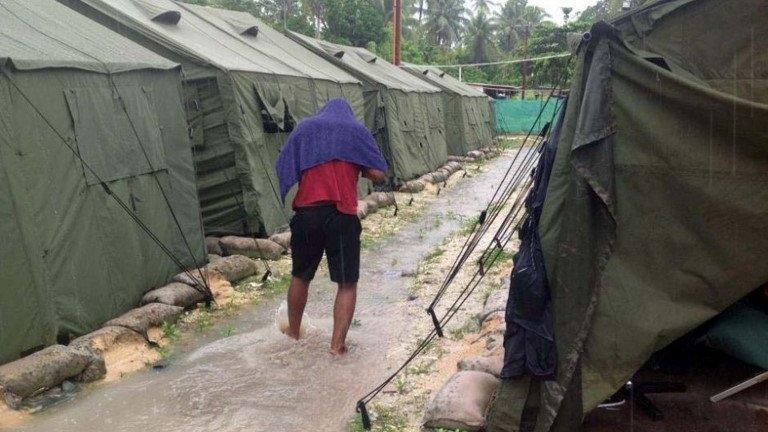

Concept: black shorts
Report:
left=290, top=205, right=362, bottom=284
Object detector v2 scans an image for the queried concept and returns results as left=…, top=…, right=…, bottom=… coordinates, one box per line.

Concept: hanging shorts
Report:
left=290, top=205, right=362, bottom=284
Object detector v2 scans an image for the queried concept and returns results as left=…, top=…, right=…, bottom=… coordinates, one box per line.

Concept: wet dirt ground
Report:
left=10, top=151, right=527, bottom=432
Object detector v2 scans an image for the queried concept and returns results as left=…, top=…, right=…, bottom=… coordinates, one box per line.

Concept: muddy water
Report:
left=13, top=151, right=526, bottom=432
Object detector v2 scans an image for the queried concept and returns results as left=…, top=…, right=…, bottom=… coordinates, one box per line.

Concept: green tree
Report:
left=423, top=0, right=468, bottom=48
left=323, top=0, right=387, bottom=46
left=464, top=10, right=496, bottom=63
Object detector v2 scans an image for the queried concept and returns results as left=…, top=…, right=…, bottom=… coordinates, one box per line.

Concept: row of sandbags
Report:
left=422, top=280, right=509, bottom=432
left=399, top=161, right=465, bottom=194
left=203, top=191, right=400, bottom=258
left=447, top=146, right=502, bottom=163
left=0, top=255, right=260, bottom=408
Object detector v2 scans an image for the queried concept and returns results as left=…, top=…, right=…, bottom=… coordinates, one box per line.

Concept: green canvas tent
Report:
left=290, top=33, right=449, bottom=182
left=61, top=0, right=366, bottom=236
left=489, top=0, right=768, bottom=430
left=0, top=0, right=205, bottom=364
left=403, top=65, right=494, bottom=155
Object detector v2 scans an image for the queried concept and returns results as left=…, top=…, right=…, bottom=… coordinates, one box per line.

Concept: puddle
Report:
left=11, top=150, right=531, bottom=432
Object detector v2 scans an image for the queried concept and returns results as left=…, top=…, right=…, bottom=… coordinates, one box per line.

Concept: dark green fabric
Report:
left=0, top=67, right=205, bottom=364
left=64, top=0, right=367, bottom=235
left=490, top=1, right=768, bottom=430
left=290, top=32, right=449, bottom=181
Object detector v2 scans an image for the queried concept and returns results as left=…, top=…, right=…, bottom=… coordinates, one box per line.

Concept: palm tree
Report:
left=465, top=10, right=495, bottom=63
left=474, top=0, right=498, bottom=13
left=423, top=0, right=468, bottom=48
left=494, top=0, right=548, bottom=97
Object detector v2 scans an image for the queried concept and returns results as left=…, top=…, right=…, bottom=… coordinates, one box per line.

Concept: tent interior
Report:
left=403, top=65, right=495, bottom=156
left=289, top=32, right=449, bottom=183
left=0, top=0, right=205, bottom=364
left=489, top=0, right=768, bottom=431
left=60, top=0, right=366, bottom=236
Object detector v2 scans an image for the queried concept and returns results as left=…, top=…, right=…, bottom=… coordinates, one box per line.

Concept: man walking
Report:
left=276, top=99, right=388, bottom=355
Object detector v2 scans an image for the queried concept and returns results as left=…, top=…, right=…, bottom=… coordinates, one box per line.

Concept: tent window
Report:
left=253, top=83, right=295, bottom=134
left=64, top=86, right=167, bottom=186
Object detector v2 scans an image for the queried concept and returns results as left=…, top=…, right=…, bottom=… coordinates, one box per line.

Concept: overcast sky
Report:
left=473, top=0, right=597, bottom=24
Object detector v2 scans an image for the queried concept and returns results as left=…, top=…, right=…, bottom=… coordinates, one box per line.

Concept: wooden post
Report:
left=392, top=0, right=402, bottom=65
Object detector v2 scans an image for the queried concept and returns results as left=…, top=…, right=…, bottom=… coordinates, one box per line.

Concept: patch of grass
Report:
left=482, top=246, right=515, bottom=268
left=407, top=361, right=432, bottom=376
left=351, top=318, right=362, bottom=328
left=195, top=309, right=214, bottom=333
left=221, top=324, right=236, bottom=338
left=459, top=216, right=479, bottom=235
left=361, top=232, right=377, bottom=250
left=449, top=321, right=478, bottom=341
left=221, top=299, right=239, bottom=317
left=262, top=273, right=292, bottom=296
left=348, top=404, right=408, bottom=432
left=161, top=322, right=181, bottom=342
left=424, top=247, right=444, bottom=264
left=394, top=376, right=407, bottom=394
left=234, top=275, right=262, bottom=292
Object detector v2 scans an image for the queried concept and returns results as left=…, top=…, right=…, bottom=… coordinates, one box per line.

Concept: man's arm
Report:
left=363, top=168, right=387, bottom=185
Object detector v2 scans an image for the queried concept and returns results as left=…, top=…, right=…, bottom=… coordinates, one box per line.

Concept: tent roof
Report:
left=291, top=32, right=440, bottom=93
left=177, top=4, right=358, bottom=84
left=75, top=0, right=353, bottom=80
left=403, top=65, right=488, bottom=97
left=0, top=0, right=177, bottom=74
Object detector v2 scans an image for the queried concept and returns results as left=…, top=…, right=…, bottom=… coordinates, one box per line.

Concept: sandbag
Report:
left=458, top=354, right=504, bottom=378
left=419, top=173, right=436, bottom=184
left=423, top=370, right=500, bottom=431
left=446, top=161, right=463, bottom=173
left=399, top=179, right=425, bottom=193
left=363, top=195, right=379, bottom=214
left=0, top=345, right=92, bottom=407
left=103, top=303, right=183, bottom=337
left=431, top=171, right=448, bottom=183
left=467, top=150, right=484, bottom=159
left=207, top=254, right=222, bottom=263
left=205, top=255, right=258, bottom=282
left=219, top=236, right=285, bottom=260
left=142, top=282, right=205, bottom=309
left=372, top=192, right=396, bottom=208
left=357, top=200, right=370, bottom=219
left=69, top=326, right=139, bottom=356
left=172, top=267, right=218, bottom=290
left=204, top=236, right=222, bottom=256
left=269, top=232, right=292, bottom=250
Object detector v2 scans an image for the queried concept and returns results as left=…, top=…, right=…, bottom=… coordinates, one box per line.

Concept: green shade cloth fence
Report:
left=494, top=99, right=561, bottom=135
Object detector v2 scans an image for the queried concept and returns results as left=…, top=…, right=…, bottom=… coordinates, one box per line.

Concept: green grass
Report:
left=234, top=275, right=262, bottom=292
left=407, top=361, right=432, bottom=376
left=221, top=324, right=236, bottom=338
left=351, top=318, right=362, bottom=327
left=482, top=246, right=515, bottom=268
left=459, top=215, right=479, bottom=235
left=394, top=376, right=407, bottom=394
left=195, top=308, right=214, bottom=333
left=424, top=247, right=445, bottom=264
left=348, top=403, right=409, bottom=432
left=361, top=232, right=378, bottom=250
left=261, top=273, right=292, bottom=296
left=161, top=322, right=181, bottom=342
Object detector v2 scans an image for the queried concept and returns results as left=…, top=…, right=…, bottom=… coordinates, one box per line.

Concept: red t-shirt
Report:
left=293, top=160, right=361, bottom=215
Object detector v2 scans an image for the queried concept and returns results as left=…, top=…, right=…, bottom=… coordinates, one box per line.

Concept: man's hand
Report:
left=363, top=168, right=387, bottom=185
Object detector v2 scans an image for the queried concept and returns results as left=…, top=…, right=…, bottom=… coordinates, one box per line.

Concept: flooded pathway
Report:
left=13, top=151, right=524, bottom=432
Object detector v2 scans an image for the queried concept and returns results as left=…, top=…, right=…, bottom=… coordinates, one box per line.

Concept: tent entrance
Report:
left=183, top=77, right=249, bottom=236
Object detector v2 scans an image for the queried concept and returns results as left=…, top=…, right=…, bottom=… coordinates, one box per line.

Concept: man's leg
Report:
left=286, top=277, right=310, bottom=340
left=330, top=282, right=357, bottom=354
